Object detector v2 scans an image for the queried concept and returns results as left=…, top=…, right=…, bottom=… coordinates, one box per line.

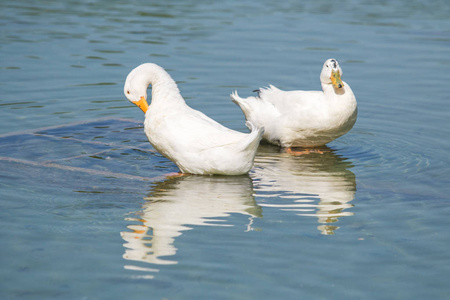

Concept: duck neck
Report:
left=143, top=64, right=185, bottom=108
left=321, top=82, right=346, bottom=97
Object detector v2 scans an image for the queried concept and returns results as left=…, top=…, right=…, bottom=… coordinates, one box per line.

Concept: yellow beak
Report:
left=331, top=70, right=344, bottom=89
left=135, top=96, right=149, bottom=113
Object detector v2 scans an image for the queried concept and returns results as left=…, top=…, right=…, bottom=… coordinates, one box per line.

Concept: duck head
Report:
left=320, top=58, right=344, bottom=89
left=124, top=64, right=151, bottom=113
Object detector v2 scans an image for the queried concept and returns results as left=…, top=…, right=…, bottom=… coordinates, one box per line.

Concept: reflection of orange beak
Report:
left=135, top=96, right=149, bottom=113
left=331, top=70, right=344, bottom=89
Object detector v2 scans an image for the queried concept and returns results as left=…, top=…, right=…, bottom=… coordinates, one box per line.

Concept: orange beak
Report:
left=331, top=70, right=344, bottom=89
left=135, top=96, right=149, bottom=113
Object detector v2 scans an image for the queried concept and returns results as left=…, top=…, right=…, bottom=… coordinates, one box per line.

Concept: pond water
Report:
left=1, top=0, right=449, bottom=299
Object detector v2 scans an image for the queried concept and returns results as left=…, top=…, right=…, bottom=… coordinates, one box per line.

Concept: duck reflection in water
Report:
left=121, top=175, right=261, bottom=277
left=251, top=144, right=356, bottom=235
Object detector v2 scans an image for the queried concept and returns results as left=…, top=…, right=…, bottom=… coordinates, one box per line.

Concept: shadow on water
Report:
left=121, top=143, right=356, bottom=279
left=251, top=144, right=356, bottom=235
left=121, top=175, right=261, bottom=279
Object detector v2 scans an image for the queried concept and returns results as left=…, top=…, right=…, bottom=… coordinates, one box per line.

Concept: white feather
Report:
left=124, top=63, right=264, bottom=175
left=231, top=59, right=357, bottom=148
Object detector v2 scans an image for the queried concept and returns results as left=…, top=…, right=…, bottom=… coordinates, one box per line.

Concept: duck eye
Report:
left=127, top=90, right=130, bottom=94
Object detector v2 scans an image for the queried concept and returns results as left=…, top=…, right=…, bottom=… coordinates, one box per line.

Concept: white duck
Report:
left=231, top=59, right=357, bottom=151
left=124, top=63, right=264, bottom=175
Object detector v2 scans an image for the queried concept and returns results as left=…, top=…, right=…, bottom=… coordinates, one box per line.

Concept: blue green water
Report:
left=1, top=0, right=449, bottom=299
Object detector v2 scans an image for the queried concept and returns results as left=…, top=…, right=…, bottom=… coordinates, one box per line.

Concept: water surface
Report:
left=1, top=0, right=449, bottom=299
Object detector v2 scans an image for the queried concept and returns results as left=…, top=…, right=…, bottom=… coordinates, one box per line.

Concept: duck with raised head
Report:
left=124, top=63, right=264, bottom=175
left=230, top=59, right=357, bottom=153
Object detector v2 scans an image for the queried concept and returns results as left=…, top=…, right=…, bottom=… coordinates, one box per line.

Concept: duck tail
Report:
left=230, top=90, right=244, bottom=105
left=244, top=121, right=264, bottom=150
left=231, top=90, right=253, bottom=118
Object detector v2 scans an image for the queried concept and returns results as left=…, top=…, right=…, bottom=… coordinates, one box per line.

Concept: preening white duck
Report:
left=231, top=59, right=357, bottom=150
left=124, top=63, right=264, bottom=175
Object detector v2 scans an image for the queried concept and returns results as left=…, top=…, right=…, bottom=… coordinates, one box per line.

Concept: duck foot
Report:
left=165, top=172, right=190, bottom=178
left=285, top=147, right=324, bottom=155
